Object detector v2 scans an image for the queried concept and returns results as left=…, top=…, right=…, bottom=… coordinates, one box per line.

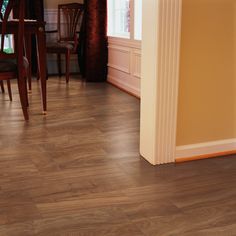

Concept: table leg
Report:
left=36, top=26, right=47, bottom=114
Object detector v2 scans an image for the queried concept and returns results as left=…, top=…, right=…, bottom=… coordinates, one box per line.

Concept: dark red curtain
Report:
left=25, top=0, right=44, bottom=73
left=83, top=0, right=108, bottom=82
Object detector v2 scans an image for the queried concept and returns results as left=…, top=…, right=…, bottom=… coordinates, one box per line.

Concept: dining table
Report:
left=1, top=19, right=47, bottom=114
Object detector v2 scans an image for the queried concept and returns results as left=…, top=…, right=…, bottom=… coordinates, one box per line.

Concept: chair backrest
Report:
left=57, top=3, right=84, bottom=43
left=0, top=0, right=25, bottom=68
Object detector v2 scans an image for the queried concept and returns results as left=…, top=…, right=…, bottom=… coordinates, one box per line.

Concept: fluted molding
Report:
left=140, top=0, right=182, bottom=165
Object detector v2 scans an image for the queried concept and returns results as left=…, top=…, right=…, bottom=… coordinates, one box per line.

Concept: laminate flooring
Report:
left=0, top=77, right=236, bottom=236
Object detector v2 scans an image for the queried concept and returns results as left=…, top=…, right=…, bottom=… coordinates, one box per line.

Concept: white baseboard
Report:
left=107, top=75, right=140, bottom=98
left=175, top=139, right=236, bottom=161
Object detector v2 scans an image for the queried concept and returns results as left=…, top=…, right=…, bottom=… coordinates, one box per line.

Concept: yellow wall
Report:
left=177, top=0, right=236, bottom=145
left=44, top=0, right=83, bottom=9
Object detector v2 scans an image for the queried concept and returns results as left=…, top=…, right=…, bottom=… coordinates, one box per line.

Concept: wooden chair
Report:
left=46, top=3, right=84, bottom=83
left=0, top=0, right=29, bottom=120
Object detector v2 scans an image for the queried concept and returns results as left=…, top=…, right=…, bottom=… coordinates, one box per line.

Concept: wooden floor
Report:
left=1, top=77, right=236, bottom=236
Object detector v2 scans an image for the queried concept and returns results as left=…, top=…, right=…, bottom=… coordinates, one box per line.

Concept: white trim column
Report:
left=140, top=0, right=182, bottom=165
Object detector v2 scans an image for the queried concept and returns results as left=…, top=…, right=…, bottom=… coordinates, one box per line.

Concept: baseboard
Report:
left=175, top=139, right=236, bottom=162
left=107, top=75, right=140, bottom=98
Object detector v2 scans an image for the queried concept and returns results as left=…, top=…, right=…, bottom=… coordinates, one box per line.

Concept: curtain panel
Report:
left=83, top=0, right=108, bottom=82
left=25, top=0, right=44, bottom=73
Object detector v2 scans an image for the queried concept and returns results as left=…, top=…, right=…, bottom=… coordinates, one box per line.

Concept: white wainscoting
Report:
left=107, top=37, right=141, bottom=97
left=44, top=9, right=80, bottom=75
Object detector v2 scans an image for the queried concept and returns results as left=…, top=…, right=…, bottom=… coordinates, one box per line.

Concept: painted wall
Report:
left=177, top=0, right=236, bottom=146
left=44, top=0, right=83, bottom=9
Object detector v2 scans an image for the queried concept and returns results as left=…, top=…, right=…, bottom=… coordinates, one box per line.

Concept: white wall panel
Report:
left=108, top=46, right=130, bottom=73
left=107, top=38, right=141, bottom=97
left=132, top=50, right=141, bottom=78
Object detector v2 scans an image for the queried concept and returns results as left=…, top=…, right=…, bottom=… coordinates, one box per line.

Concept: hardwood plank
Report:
left=0, top=77, right=236, bottom=235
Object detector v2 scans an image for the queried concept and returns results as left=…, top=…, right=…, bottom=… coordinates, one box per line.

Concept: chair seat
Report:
left=0, top=57, right=29, bottom=73
left=46, top=42, right=75, bottom=53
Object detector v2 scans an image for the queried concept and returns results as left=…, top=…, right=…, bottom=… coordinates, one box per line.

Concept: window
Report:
left=1, top=0, right=9, bottom=14
left=108, top=0, right=130, bottom=39
left=107, top=0, right=142, bottom=40
left=1, top=0, right=14, bottom=54
left=134, top=0, right=142, bottom=40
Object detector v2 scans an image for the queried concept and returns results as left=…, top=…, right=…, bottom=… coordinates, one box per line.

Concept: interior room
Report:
left=0, top=0, right=236, bottom=235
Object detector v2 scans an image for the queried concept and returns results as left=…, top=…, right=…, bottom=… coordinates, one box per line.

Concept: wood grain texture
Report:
left=0, top=77, right=236, bottom=235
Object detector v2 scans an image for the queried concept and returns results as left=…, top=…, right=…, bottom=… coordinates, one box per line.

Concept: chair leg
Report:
left=57, top=53, right=62, bottom=77
left=65, top=50, right=70, bottom=83
left=6, top=80, right=12, bottom=101
left=17, top=76, right=29, bottom=120
left=0, top=81, right=5, bottom=93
